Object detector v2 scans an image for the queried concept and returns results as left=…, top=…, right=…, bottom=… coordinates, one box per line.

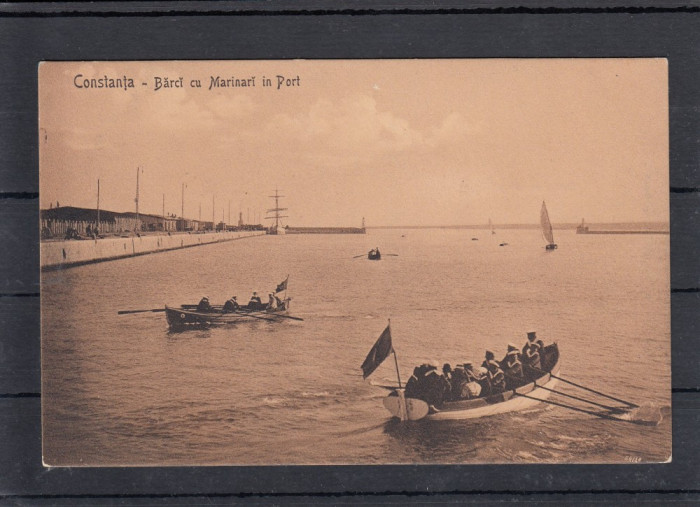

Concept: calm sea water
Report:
left=41, top=228, right=671, bottom=465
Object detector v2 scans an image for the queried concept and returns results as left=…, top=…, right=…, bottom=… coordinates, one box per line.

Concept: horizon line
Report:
left=368, top=222, right=669, bottom=229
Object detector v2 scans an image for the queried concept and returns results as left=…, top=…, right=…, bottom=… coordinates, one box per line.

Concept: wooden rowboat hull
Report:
left=165, top=305, right=290, bottom=330
left=384, top=343, right=560, bottom=421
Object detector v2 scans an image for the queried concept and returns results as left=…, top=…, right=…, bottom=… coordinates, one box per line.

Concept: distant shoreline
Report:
left=367, top=223, right=669, bottom=232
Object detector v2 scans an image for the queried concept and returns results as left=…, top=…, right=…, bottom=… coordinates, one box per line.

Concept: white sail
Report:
left=489, top=218, right=495, bottom=234
left=540, top=201, right=555, bottom=245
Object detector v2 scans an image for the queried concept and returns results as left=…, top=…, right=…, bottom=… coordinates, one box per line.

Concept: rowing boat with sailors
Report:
left=118, top=276, right=304, bottom=330
left=362, top=322, right=658, bottom=425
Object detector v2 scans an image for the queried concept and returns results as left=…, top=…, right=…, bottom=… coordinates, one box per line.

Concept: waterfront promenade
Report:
left=41, top=230, right=265, bottom=270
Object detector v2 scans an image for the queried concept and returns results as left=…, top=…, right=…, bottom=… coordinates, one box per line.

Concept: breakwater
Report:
left=576, top=230, right=669, bottom=235
left=284, top=227, right=365, bottom=234
left=41, top=230, right=265, bottom=270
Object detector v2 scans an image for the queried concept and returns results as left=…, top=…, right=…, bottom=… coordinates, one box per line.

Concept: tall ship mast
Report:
left=265, top=187, right=288, bottom=235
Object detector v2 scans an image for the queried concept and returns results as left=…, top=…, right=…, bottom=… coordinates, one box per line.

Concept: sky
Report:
left=39, top=59, right=669, bottom=227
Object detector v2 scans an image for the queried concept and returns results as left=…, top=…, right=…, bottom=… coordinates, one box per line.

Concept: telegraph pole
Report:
left=135, top=167, right=141, bottom=231
left=96, top=178, right=100, bottom=229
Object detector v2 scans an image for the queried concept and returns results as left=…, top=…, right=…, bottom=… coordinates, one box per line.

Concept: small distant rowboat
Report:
left=165, top=301, right=292, bottom=330
left=368, top=250, right=381, bottom=260
left=383, top=344, right=560, bottom=421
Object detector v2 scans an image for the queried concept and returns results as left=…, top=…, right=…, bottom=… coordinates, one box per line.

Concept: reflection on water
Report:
left=42, top=228, right=670, bottom=465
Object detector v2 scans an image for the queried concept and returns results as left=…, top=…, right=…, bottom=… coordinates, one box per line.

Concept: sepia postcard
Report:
left=40, top=59, right=670, bottom=466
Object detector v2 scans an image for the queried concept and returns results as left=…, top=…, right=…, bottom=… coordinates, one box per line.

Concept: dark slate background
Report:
left=0, top=2, right=698, bottom=504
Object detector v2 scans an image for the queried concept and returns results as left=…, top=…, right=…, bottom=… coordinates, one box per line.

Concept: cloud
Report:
left=265, top=94, right=426, bottom=159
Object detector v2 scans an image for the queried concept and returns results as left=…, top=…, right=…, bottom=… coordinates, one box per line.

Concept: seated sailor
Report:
left=442, top=363, right=453, bottom=382
left=522, top=331, right=544, bottom=371
left=464, top=361, right=484, bottom=398
left=451, top=361, right=483, bottom=400
left=442, top=363, right=454, bottom=400
left=503, top=343, right=524, bottom=382
left=267, top=293, right=276, bottom=310
left=486, top=359, right=506, bottom=394
left=423, top=362, right=450, bottom=408
left=248, top=291, right=262, bottom=309
left=197, top=296, right=212, bottom=311
left=404, top=362, right=450, bottom=408
left=223, top=296, right=239, bottom=313
left=274, top=295, right=285, bottom=311
left=481, top=350, right=496, bottom=370
left=404, top=366, right=423, bottom=399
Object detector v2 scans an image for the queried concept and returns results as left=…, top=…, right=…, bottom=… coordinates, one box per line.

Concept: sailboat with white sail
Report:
left=540, top=201, right=557, bottom=250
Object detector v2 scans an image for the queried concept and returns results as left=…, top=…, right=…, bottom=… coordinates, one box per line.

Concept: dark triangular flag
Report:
left=275, top=277, right=288, bottom=294
left=361, top=324, right=393, bottom=379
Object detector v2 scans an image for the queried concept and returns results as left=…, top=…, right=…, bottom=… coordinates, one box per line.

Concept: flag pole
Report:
left=388, top=319, right=402, bottom=389
left=393, top=351, right=402, bottom=389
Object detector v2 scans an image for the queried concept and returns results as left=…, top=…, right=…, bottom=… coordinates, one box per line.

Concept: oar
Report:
left=534, top=384, right=628, bottom=413
left=369, top=381, right=400, bottom=390
left=385, top=253, right=399, bottom=256
left=352, top=254, right=366, bottom=259
left=514, top=392, right=643, bottom=424
left=270, top=313, right=304, bottom=321
left=244, top=310, right=304, bottom=321
left=502, top=371, right=626, bottom=413
left=118, top=308, right=166, bottom=315
left=230, top=311, right=278, bottom=322
left=527, top=366, right=638, bottom=408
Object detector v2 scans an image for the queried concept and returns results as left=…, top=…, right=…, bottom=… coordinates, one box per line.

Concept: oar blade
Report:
left=614, top=404, right=664, bottom=426
left=118, top=308, right=166, bottom=315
